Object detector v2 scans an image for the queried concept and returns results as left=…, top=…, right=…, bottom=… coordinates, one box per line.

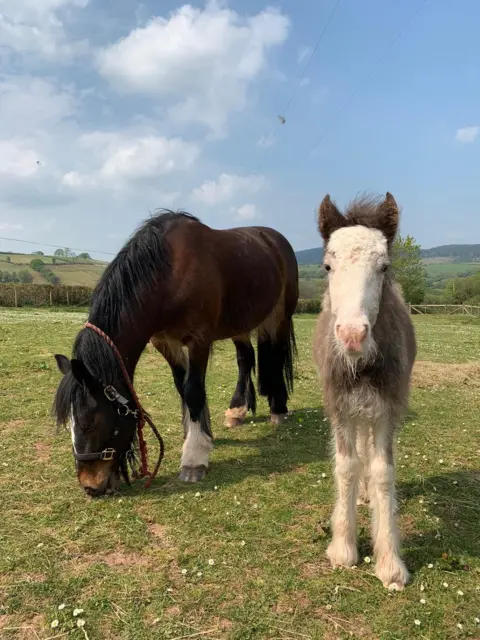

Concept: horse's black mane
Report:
left=90, top=209, right=198, bottom=337
left=54, top=209, right=199, bottom=426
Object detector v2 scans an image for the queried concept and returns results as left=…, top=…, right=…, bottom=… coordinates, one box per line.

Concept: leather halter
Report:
left=74, top=323, right=164, bottom=488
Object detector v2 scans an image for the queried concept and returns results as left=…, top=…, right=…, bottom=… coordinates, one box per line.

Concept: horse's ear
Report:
left=318, top=194, right=346, bottom=241
left=70, top=359, right=101, bottom=395
left=376, top=192, right=399, bottom=243
left=54, top=354, right=71, bottom=375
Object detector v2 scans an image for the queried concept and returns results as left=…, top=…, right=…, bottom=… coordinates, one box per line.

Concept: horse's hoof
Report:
left=270, top=413, right=288, bottom=425
left=225, top=406, right=247, bottom=427
left=178, top=465, right=207, bottom=483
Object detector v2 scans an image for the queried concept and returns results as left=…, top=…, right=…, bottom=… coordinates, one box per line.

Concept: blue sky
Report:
left=0, top=0, right=478, bottom=258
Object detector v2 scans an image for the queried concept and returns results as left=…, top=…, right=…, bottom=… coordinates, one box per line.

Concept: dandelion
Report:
left=456, top=623, right=463, bottom=630
left=442, top=582, right=448, bottom=588
left=253, top=504, right=258, bottom=509
left=36, top=542, right=44, bottom=548
left=419, top=499, right=424, bottom=504
left=439, top=459, right=444, bottom=464
left=414, top=620, right=421, bottom=626
left=153, top=618, right=160, bottom=624
left=427, top=563, right=433, bottom=569
left=214, top=486, right=218, bottom=490
left=197, top=572, right=203, bottom=577
left=73, top=608, right=84, bottom=617
left=364, top=556, right=371, bottom=564
left=321, top=473, right=327, bottom=478
left=181, top=569, right=187, bottom=575
left=474, top=617, right=479, bottom=624
left=77, top=619, right=86, bottom=628
left=325, top=604, right=332, bottom=610
left=58, top=603, right=66, bottom=610
left=240, top=540, right=246, bottom=546
left=420, top=584, right=425, bottom=591
left=195, top=492, right=201, bottom=497
left=457, top=590, right=464, bottom=596
left=51, top=620, right=59, bottom=629
left=208, top=559, right=215, bottom=566
left=420, top=598, right=426, bottom=604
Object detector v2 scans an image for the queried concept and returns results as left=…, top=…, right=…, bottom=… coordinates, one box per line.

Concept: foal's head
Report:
left=54, top=353, right=139, bottom=497
left=318, top=192, right=399, bottom=362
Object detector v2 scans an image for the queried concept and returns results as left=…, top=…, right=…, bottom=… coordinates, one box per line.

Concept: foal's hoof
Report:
left=178, top=465, right=207, bottom=483
left=224, top=406, right=248, bottom=428
left=270, top=413, right=288, bottom=425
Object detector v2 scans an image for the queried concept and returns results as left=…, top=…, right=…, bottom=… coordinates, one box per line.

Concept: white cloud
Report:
left=455, top=126, right=479, bottom=143
left=97, top=2, right=290, bottom=135
left=0, top=0, right=89, bottom=58
left=0, top=76, right=76, bottom=136
left=256, top=133, right=275, bottom=149
left=0, top=221, right=23, bottom=231
left=0, top=139, right=41, bottom=179
left=235, top=203, right=257, bottom=220
left=63, top=132, right=200, bottom=189
left=191, top=173, right=265, bottom=205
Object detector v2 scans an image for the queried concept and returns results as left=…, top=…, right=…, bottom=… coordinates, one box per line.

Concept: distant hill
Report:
left=0, top=251, right=107, bottom=287
left=295, top=244, right=480, bottom=265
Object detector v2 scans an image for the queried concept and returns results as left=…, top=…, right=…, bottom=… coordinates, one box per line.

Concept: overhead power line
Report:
left=309, top=0, right=428, bottom=154
left=254, top=0, right=342, bottom=173
left=0, top=235, right=116, bottom=257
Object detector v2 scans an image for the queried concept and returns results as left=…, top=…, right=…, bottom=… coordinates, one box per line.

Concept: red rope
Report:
left=83, top=322, right=164, bottom=488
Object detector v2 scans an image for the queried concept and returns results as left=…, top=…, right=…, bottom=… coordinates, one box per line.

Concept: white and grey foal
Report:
left=313, top=192, right=416, bottom=590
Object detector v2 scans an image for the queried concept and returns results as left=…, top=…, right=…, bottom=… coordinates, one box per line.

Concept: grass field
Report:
left=0, top=310, right=479, bottom=640
left=0, top=254, right=107, bottom=287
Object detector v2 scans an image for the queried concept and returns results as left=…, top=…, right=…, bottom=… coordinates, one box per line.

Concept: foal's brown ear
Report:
left=318, top=194, right=346, bottom=241
left=376, top=192, right=399, bottom=243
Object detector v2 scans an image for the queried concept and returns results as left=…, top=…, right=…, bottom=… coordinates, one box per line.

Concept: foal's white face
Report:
left=324, top=225, right=389, bottom=359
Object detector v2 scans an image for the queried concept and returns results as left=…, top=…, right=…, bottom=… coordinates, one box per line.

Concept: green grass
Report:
left=0, top=253, right=107, bottom=287
left=0, top=310, right=479, bottom=639
left=424, top=263, right=480, bottom=278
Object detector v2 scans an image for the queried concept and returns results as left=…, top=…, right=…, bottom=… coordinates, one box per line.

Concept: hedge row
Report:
left=0, top=284, right=92, bottom=307
left=0, top=283, right=321, bottom=314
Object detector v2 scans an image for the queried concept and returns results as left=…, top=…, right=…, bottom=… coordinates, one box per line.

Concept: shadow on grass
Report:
left=125, top=406, right=329, bottom=499
left=399, top=470, right=480, bottom=574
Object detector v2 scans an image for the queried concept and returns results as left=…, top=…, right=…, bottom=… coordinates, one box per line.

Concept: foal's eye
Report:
left=324, top=264, right=331, bottom=272
left=380, top=264, right=389, bottom=273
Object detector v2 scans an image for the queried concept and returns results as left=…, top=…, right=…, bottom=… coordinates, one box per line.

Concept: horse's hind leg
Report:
left=225, top=336, right=256, bottom=427
left=179, top=342, right=214, bottom=483
left=257, top=315, right=295, bottom=425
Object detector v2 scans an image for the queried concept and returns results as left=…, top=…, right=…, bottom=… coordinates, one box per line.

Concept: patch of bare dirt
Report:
left=0, top=613, right=46, bottom=640
left=0, top=419, right=25, bottom=434
left=412, top=361, right=480, bottom=389
left=67, top=547, right=156, bottom=575
left=34, top=443, right=51, bottom=462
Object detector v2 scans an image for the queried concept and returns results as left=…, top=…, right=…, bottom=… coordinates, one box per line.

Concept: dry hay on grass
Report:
left=412, top=361, right=480, bottom=389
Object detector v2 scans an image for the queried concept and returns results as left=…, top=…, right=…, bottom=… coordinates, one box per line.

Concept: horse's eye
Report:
left=380, top=264, right=389, bottom=273
left=324, top=264, right=331, bottom=272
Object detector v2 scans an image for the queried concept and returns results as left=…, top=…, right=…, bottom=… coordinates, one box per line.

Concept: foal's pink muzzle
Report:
left=336, top=323, right=368, bottom=354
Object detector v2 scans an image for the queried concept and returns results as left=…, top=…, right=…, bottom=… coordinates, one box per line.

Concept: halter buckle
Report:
left=100, top=448, right=116, bottom=461
left=104, top=385, right=119, bottom=402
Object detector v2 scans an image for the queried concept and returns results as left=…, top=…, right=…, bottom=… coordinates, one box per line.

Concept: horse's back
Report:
left=166, top=219, right=298, bottom=339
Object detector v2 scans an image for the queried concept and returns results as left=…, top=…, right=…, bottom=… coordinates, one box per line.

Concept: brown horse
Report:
left=313, top=193, right=416, bottom=590
left=54, top=211, right=298, bottom=496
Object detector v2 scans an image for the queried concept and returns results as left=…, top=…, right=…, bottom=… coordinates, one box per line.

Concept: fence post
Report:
left=50, top=290, right=53, bottom=306
left=14, top=286, right=18, bottom=307
left=66, top=290, right=70, bottom=306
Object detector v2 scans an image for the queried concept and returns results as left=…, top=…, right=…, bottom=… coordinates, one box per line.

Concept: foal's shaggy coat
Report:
left=313, top=193, right=416, bottom=590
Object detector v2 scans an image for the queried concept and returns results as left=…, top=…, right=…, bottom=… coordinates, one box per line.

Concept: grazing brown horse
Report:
left=313, top=193, right=416, bottom=590
left=54, top=211, right=298, bottom=496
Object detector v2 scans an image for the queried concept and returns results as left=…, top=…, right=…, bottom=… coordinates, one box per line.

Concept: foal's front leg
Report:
left=179, top=343, right=214, bottom=483
left=370, top=419, right=409, bottom=590
left=327, top=422, right=360, bottom=568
